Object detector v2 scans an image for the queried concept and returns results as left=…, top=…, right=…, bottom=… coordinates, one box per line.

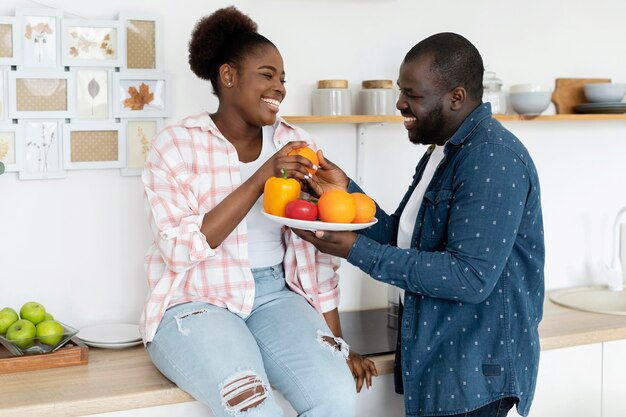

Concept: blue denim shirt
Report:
left=347, top=104, right=544, bottom=417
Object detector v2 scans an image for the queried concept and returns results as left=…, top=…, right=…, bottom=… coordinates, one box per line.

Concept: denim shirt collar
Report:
left=447, top=102, right=493, bottom=147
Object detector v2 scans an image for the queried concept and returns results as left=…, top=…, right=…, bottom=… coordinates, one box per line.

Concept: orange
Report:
left=288, top=146, right=319, bottom=175
left=317, top=189, right=356, bottom=223
left=351, top=192, right=376, bottom=223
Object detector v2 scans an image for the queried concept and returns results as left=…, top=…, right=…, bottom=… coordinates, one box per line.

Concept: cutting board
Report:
left=551, top=78, right=611, bottom=114
left=0, top=337, right=88, bottom=373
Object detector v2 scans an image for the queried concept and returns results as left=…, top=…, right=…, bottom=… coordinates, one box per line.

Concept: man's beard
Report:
left=409, top=102, right=446, bottom=145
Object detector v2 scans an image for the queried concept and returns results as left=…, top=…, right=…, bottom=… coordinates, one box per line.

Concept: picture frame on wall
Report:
left=61, top=19, right=124, bottom=68
left=113, top=72, right=170, bottom=118
left=63, top=122, right=124, bottom=170
left=0, top=16, right=23, bottom=66
left=0, top=123, right=22, bottom=172
left=15, top=8, right=63, bottom=69
left=72, top=67, right=112, bottom=121
left=120, top=118, right=162, bottom=176
left=0, top=68, right=7, bottom=121
left=8, top=71, right=75, bottom=119
left=118, top=12, right=162, bottom=71
left=18, top=119, right=65, bottom=180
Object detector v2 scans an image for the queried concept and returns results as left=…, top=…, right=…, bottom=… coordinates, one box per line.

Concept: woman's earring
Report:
left=227, top=81, right=232, bottom=86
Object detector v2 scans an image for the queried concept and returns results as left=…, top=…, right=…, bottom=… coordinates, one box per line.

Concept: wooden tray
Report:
left=0, top=337, right=88, bottom=374
left=551, top=78, right=611, bottom=114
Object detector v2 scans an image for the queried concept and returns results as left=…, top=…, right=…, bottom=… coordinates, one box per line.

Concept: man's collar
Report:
left=447, top=103, right=492, bottom=146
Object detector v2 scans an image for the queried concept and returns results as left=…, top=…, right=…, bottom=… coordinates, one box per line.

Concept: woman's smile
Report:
left=262, top=97, right=281, bottom=112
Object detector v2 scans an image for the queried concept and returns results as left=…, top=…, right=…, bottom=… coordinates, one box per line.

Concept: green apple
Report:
left=0, top=308, right=19, bottom=334
left=36, top=320, right=65, bottom=346
left=44, top=313, right=54, bottom=321
left=6, top=320, right=37, bottom=349
left=19, top=301, right=47, bottom=325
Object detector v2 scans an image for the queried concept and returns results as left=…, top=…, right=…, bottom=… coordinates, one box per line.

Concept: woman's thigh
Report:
left=246, top=291, right=357, bottom=417
left=147, top=301, right=283, bottom=417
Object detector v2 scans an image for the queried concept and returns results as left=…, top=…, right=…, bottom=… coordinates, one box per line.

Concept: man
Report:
left=294, top=32, right=544, bottom=417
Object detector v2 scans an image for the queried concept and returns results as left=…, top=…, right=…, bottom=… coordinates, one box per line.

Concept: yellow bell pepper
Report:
left=263, top=169, right=301, bottom=217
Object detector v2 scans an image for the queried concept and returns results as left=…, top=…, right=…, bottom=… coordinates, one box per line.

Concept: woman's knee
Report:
left=219, top=370, right=272, bottom=413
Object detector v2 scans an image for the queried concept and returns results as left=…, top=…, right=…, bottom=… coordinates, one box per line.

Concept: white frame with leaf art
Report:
left=0, top=16, right=23, bottom=66
left=15, top=8, right=63, bottom=69
left=18, top=119, right=65, bottom=180
left=71, top=67, right=113, bottom=122
left=61, top=19, right=124, bottom=68
left=63, top=122, right=125, bottom=170
left=8, top=71, right=75, bottom=119
left=120, top=118, right=162, bottom=176
left=0, top=123, right=23, bottom=172
left=118, top=12, right=162, bottom=72
left=113, top=72, right=170, bottom=118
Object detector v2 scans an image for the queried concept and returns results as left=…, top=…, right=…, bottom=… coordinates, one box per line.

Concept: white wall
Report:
left=1, top=0, right=626, bottom=328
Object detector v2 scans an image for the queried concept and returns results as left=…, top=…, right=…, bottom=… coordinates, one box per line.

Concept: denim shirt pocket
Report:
left=421, top=189, right=453, bottom=245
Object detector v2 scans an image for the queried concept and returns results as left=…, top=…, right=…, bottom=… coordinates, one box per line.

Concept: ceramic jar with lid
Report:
left=483, top=71, right=506, bottom=114
left=358, top=80, right=397, bottom=115
left=312, top=80, right=352, bottom=116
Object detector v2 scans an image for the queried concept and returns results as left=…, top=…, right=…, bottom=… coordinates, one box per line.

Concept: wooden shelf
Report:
left=495, top=114, right=626, bottom=122
left=283, top=115, right=402, bottom=124
left=283, top=114, right=626, bottom=124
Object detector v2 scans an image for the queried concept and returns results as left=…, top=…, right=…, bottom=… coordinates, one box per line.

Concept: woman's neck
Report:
left=211, top=108, right=263, bottom=163
left=211, top=108, right=261, bottom=145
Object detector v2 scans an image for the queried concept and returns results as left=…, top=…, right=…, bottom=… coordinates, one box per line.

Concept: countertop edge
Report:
left=3, top=299, right=626, bottom=417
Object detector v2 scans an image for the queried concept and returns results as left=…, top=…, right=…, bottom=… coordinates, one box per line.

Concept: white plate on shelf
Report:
left=575, top=102, right=626, bottom=114
left=262, top=211, right=378, bottom=232
left=77, top=323, right=141, bottom=344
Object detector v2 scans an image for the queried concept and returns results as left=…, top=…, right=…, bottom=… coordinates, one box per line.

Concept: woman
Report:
left=139, top=7, right=376, bottom=417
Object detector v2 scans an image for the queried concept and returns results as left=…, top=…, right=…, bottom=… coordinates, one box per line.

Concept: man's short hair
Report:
left=404, top=32, right=484, bottom=101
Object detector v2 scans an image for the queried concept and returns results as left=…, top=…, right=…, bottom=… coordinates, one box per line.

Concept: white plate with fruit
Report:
left=263, top=212, right=378, bottom=232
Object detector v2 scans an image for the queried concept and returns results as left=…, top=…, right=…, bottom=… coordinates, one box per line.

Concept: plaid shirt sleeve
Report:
left=315, top=249, right=341, bottom=312
left=142, top=126, right=215, bottom=273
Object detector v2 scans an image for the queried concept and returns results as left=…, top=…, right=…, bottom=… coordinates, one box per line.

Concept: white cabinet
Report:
left=526, top=343, right=603, bottom=417
left=603, top=339, right=626, bottom=417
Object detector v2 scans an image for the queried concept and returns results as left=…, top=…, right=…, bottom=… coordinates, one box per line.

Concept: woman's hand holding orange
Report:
left=255, top=141, right=314, bottom=192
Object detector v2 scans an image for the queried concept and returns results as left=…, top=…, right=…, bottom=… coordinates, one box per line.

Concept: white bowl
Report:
left=583, top=83, right=626, bottom=103
left=509, top=91, right=552, bottom=115
left=509, top=84, right=551, bottom=93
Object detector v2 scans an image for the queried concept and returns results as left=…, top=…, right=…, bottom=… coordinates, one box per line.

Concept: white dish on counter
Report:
left=80, top=339, right=142, bottom=349
left=77, top=323, right=141, bottom=344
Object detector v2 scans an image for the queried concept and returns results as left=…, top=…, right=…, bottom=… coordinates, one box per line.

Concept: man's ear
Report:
left=449, top=86, right=467, bottom=110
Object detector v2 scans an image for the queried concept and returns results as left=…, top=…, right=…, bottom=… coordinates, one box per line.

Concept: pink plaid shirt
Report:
left=140, top=112, right=340, bottom=343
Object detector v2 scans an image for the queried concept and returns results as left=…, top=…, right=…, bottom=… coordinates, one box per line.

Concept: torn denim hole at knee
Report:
left=173, top=308, right=209, bottom=336
left=316, top=329, right=350, bottom=360
left=219, top=369, right=271, bottom=416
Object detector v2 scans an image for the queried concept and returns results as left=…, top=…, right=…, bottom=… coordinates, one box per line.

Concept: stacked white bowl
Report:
left=509, top=84, right=552, bottom=115
left=583, top=83, right=626, bottom=103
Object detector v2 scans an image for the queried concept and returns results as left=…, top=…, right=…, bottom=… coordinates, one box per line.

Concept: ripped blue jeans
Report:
left=147, top=264, right=357, bottom=417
